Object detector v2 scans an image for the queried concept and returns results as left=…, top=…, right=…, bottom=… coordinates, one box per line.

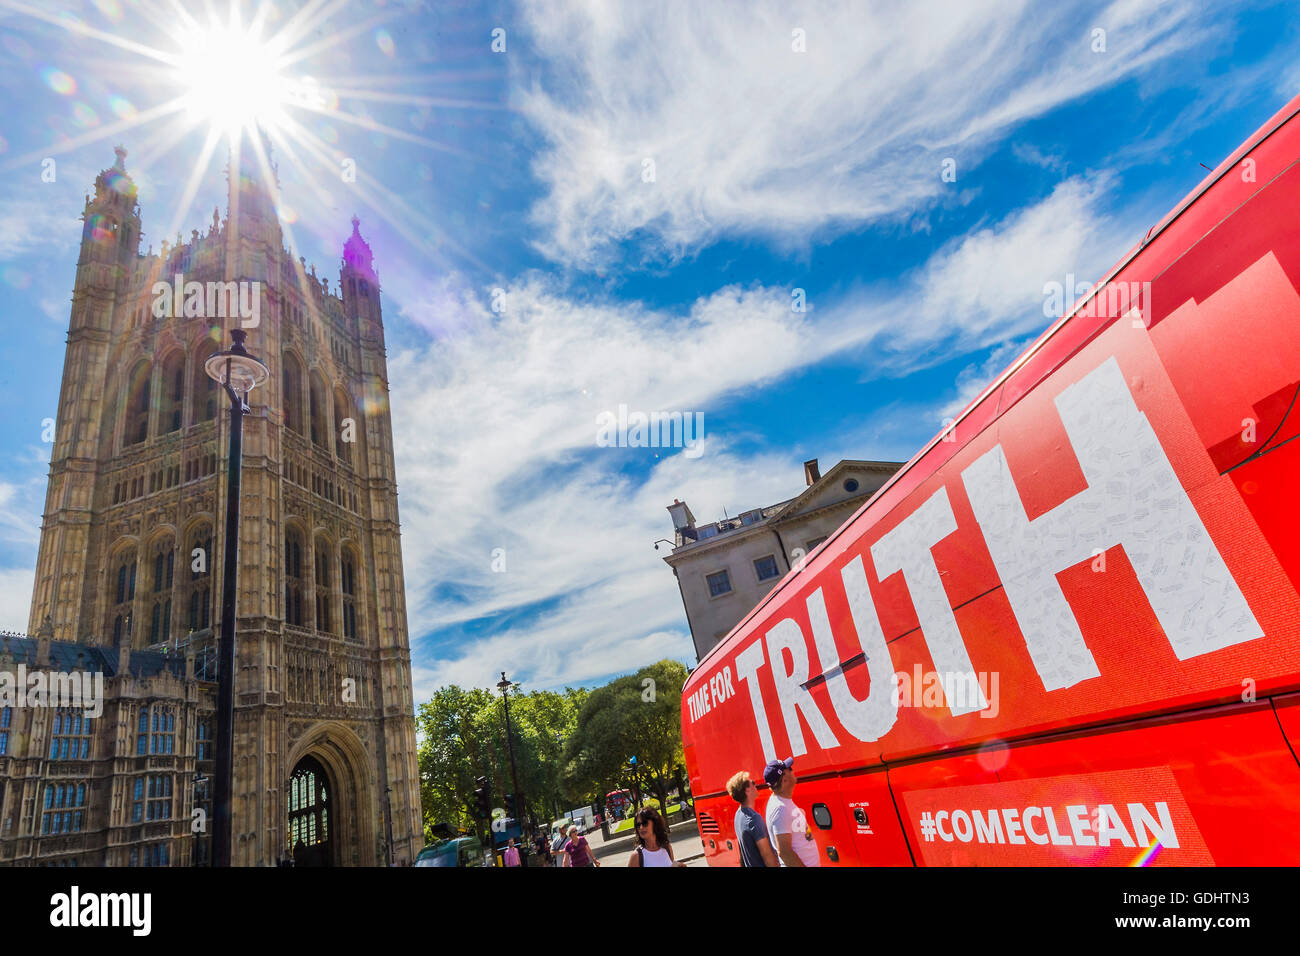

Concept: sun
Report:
left=172, top=13, right=291, bottom=138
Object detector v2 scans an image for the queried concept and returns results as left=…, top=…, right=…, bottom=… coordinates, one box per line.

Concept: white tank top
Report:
left=640, top=845, right=673, bottom=867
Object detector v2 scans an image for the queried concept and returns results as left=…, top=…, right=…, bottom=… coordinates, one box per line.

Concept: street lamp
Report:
left=205, top=328, right=269, bottom=867
left=496, top=671, right=524, bottom=837
left=192, top=771, right=210, bottom=866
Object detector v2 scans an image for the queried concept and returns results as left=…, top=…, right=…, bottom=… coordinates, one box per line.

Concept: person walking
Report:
left=727, top=770, right=778, bottom=867
left=627, top=806, right=683, bottom=866
left=533, top=830, right=553, bottom=867
left=560, top=824, right=599, bottom=867
left=763, top=757, right=820, bottom=867
left=503, top=837, right=521, bottom=867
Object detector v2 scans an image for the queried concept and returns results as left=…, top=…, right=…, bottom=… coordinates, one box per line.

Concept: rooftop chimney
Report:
left=667, top=499, right=696, bottom=531
left=803, top=458, right=821, bottom=487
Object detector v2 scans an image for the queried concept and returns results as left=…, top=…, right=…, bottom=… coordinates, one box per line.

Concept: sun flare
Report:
left=172, top=16, right=290, bottom=137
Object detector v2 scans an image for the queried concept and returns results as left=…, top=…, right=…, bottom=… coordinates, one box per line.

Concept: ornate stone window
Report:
left=341, top=547, right=359, bottom=641
left=162, top=352, right=184, bottom=433
left=191, top=337, right=218, bottom=424
left=309, top=372, right=329, bottom=450
left=110, top=547, right=137, bottom=646
left=125, top=360, right=151, bottom=446
left=137, top=705, right=175, bottom=755
left=285, top=528, right=305, bottom=626
left=187, top=525, right=212, bottom=632
left=283, top=352, right=304, bottom=434
left=149, top=538, right=174, bottom=645
left=334, top=387, right=353, bottom=465
left=315, top=540, right=332, bottom=634
left=49, top=708, right=92, bottom=760
left=41, top=782, right=86, bottom=835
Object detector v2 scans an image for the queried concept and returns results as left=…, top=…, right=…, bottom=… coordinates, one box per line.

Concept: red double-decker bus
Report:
left=681, top=92, right=1300, bottom=867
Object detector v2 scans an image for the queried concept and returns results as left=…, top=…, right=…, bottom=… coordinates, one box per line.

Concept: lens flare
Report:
left=73, top=103, right=100, bottom=127
left=173, top=17, right=289, bottom=137
left=41, top=68, right=76, bottom=95
left=108, top=95, right=136, bottom=119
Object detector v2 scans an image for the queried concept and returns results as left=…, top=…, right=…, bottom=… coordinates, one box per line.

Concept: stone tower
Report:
left=23, top=138, right=422, bottom=866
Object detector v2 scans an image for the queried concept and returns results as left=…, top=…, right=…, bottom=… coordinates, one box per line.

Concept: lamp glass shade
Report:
left=205, top=351, right=269, bottom=393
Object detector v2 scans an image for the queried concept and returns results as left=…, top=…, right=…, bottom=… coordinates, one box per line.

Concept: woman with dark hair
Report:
left=627, top=806, right=683, bottom=867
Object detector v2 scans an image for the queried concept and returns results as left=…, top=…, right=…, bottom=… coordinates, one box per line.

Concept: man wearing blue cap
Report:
left=763, top=757, right=820, bottom=867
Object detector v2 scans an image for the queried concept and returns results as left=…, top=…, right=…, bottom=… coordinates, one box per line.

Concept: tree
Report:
left=560, top=660, right=688, bottom=817
left=416, top=682, right=587, bottom=842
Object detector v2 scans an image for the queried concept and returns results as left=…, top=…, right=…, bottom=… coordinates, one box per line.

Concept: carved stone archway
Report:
left=285, top=721, right=377, bottom=866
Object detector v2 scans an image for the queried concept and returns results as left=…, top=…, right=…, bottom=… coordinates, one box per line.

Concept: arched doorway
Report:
left=287, top=755, right=332, bottom=867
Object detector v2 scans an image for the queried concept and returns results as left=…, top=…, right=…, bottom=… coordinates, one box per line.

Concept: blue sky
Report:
left=0, top=0, right=1298, bottom=702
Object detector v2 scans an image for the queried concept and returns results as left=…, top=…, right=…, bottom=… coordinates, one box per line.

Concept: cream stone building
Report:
left=0, top=141, right=422, bottom=866
left=662, top=459, right=903, bottom=660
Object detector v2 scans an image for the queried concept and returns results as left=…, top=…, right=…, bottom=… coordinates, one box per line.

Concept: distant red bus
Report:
left=682, top=92, right=1300, bottom=866
left=606, top=789, right=632, bottom=820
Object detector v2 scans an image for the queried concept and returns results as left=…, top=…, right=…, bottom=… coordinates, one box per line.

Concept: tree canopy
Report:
left=416, top=659, right=690, bottom=842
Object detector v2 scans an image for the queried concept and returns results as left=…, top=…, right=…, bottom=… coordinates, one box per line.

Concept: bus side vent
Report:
left=698, top=811, right=720, bottom=835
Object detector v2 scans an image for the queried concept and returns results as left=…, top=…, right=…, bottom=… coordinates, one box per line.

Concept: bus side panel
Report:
left=836, top=766, right=919, bottom=865
left=761, top=777, right=861, bottom=866
left=694, top=796, right=741, bottom=867
left=886, top=753, right=1003, bottom=866
left=1273, top=691, right=1300, bottom=759
left=891, top=704, right=1300, bottom=866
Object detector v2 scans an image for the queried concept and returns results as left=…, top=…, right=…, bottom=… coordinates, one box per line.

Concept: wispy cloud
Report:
left=389, top=170, right=1129, bottom=692
left=516, top=0, right=1215, bottom=267
left=0, top=566, right=35, bottom=634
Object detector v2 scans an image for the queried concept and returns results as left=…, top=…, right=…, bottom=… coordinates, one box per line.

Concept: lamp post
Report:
left=205, top=328, right=269, bottom=868
left=193, top=771, right=209, bottom=866
left=496, top=671, right=524, bottom=837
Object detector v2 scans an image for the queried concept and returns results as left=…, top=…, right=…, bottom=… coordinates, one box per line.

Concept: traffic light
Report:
left=473, top=776, right=491, bottom=819
left=504, top=793, right=516, bottom=818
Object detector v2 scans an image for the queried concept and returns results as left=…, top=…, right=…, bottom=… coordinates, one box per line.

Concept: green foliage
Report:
left=416, top=659, right=688, bottom=841
left=560, top=660, right=688, bottom=813
left=417, top=683, right=587, bottom=836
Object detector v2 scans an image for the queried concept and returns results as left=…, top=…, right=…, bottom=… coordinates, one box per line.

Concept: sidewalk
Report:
left=586, top=816, right=706, bottom=866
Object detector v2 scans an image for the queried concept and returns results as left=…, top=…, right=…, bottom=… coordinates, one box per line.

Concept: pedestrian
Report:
left=533, top=830, right=552, bottom=867
left=560, top=824, right=599, bottom=867
left=627, top=806, right=684, bottom=867
left=763, top=757, right=819, bottom=867
left=727, top=770, right=778, bottom=867
left=503, top=837, right=521, bottom=867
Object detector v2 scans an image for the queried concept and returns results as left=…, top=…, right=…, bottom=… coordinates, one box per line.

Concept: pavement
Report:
left=585, top=816, right=709, bottom=867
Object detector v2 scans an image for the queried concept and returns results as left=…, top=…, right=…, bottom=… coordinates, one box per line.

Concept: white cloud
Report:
left=389, top=169, right=1131, bottom=693
left=0, top=566, right=35, bottom=634
left=516, top=0, right=1213, bottom=266
left=0, top=196, right=82, bottom=259
left=0, top=478, right=44, bottom=550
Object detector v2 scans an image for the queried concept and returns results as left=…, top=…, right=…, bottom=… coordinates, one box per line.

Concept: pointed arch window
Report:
left=110, top=549, right=137, bottom=646
left=287, top=757, right=329, bottom=859
left=285, top=528, right=305, bottom=626
left=333, top=389, right=352, bottom=465
left=341, top=549, right=359, bottom=641
left=191, top=338, right=217, bottom=424
left=126, top=362, right=151, bottom=445
left=187, top=526, right=212, bottom=632
left=283, top=354, right=304, bottom=434
left=147, top=539, right=174, bottom=645
left=309, top=375, right=328, bottom=450
left=315, top=542, right=332, bottom=634
left=162, top=353, right=185, bottom=433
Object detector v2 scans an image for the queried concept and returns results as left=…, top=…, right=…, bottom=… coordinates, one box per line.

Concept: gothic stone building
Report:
left=0, top=143, right=422, bottom=865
